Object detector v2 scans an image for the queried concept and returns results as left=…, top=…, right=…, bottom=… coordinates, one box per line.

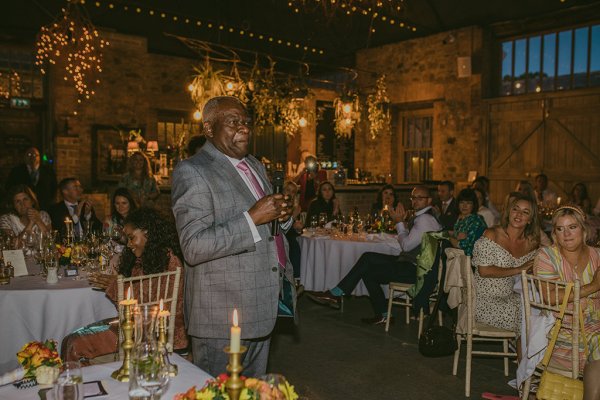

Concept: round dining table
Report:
left=299, top=231, right=401, bottom=296
left=0, top=260, right=117, bottom=375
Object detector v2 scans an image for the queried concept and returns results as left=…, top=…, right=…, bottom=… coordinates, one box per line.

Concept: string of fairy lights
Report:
left=287, top=0, right=417, bottom=33
left=82, top=0, right=326, bottom=55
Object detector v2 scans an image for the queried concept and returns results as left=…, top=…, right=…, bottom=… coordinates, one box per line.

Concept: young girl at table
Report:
left=62, top=208, right=188, bottom=364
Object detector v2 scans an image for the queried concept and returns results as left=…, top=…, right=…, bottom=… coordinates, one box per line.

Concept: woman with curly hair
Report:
left=62, top=208, right=188, bottom=363
left=118, top=152, right=160, bottom=208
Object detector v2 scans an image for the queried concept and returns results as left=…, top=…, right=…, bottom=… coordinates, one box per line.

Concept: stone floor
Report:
left=268, top=294, right=521, bottom=400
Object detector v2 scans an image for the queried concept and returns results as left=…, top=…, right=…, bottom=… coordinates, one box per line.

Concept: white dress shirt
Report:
left=395, top=206, right=442, bottom=252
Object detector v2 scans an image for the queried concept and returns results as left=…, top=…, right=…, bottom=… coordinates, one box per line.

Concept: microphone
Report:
left=271, top=170, right=285, bottom=236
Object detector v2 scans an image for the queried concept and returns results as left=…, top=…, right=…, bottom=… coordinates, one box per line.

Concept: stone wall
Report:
left=355, top=26, right=485, bottom=184
left=50, top=31, right=196, bottom=188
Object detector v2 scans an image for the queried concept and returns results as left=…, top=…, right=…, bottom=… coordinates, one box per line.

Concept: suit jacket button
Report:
left=272, top=267, right=278, bottom=272
left=268, top=237, right=274, bottom=242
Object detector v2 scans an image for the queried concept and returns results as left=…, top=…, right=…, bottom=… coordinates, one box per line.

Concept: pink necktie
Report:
left=236, top=160, right=287, bottom=270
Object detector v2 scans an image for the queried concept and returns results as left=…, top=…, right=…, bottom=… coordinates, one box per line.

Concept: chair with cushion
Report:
left=116, top=267, right=181, bottom=357
left=452, top=253, right=517, bottom=397
left=385, top=238, right=445, bottom=336
left=519, top=271, right=581, bottom=400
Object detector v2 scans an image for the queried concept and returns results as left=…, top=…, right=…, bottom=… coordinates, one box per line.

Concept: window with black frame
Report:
left=500, top=23, right=600, bottom=96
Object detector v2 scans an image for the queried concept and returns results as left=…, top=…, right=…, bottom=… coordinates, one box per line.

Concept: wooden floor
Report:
left=268, top=295, right=520, bottom=400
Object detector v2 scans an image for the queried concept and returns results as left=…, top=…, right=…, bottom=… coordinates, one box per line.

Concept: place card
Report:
left=2, top=250, right=28, bottom=277
left=65, top=265, right=79, bottom=277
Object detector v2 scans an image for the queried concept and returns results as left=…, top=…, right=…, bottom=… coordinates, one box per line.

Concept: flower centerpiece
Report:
left=56, top=244, right=72, bottom=266
left=174, top=373, right=299, bottom=400
left=17, top=340, right=62, bottom=384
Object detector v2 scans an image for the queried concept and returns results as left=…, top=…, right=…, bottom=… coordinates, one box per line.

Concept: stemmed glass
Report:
left=22, top=232, right=37, bottom=257
left=54, top=361, right=84, bottom=400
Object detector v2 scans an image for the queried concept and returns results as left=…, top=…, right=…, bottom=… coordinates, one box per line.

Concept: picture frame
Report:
left=92, top=125, right=142, bottom=183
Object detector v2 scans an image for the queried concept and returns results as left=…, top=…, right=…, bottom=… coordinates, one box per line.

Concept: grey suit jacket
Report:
left=171, top=141, right=296, bottom=340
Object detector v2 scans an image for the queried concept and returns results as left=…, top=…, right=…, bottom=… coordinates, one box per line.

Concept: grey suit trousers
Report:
left=191, top=336, right=270, bottom=378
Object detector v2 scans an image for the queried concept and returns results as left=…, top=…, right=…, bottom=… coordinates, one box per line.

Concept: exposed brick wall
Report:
left=355, top=26, right=484, bottom=185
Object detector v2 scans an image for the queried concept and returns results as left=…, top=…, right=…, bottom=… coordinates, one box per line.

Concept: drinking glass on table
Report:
left=318, top=212, right=327, bottom=228
left=54, top=361, right=83, bottom=400
left=310, top=215, right=318, bottom=230
left=131, top=342, right=170, bottom=400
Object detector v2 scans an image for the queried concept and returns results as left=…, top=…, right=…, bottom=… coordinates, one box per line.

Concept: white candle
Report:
left=158, top=298, right=170, bottom=317
left=120, top=284, right=137, bottom=306
left=557, top=197, right=562, bottom=205
left=230, top=309, right=241, bottom=352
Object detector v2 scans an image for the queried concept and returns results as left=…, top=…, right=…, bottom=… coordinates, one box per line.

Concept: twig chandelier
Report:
left=35, top=0, right=108, bottom=104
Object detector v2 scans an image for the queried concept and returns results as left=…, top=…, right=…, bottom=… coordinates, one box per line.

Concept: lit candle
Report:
left=230, top=309, right=241, bottom=352
left=64, top=217, right=73, bottom=235
left=383, top=205, right=388, bottom=211
left=158, top=298, right=170, bottom=317
left=120, top=284, right=137, bottom=306
left=557, top=197, right=562, bottom=205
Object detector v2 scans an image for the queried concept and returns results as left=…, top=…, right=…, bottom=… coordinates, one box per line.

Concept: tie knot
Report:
left=236, top=160, right=249, bottom=172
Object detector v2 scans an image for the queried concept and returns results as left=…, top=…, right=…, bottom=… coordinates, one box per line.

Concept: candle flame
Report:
left=233, top=309, right=239, bottom=327
left=127, top=285, right=132, bottom=300
left=159, top=299, right=163, bottom=311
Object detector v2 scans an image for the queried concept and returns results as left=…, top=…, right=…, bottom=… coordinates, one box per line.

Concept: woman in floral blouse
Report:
left=448, top=188, right=487, bottom=256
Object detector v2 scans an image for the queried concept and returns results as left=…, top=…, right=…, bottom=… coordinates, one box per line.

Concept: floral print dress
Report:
left=472, top=237, right=536, bottom=334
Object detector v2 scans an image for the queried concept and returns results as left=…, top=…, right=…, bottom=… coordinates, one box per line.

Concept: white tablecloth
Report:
left=0, top=353, right=212, bottom=400
left=0, top=262, right=117, bottom=375
left=299, top=233, right=401, bottom=296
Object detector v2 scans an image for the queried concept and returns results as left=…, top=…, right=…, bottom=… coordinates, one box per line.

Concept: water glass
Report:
left=318, top=212, right=327, bottom=228
left=130, top=343, right=169, bottom=400
left=53, top=361, right=83, bottom=400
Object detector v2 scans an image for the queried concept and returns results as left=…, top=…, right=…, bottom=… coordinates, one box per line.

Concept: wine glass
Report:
left=318, top=212, right=328, bottom=228
left=310, top=215, right=318, bottom=230
left=22, top=232, right=36, bottom=257
left=54, top=361, right=84, bottom=400
left=71, top=245, right=84, bottom=269
left=131, top=343, right=170, bottom=400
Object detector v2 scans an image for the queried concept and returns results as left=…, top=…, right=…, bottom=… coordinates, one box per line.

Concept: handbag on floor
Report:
left=418, top=281, right=457, bottom=357
left=536, top=283, right=586, bottom=400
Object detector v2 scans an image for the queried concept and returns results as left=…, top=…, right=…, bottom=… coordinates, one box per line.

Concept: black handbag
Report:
left=418, top=286, right=457, bottom=357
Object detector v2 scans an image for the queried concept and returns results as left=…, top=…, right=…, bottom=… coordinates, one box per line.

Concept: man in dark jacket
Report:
left=435, top=180, right=459, bottom=231
left=6, top=147, right=57, bottom=211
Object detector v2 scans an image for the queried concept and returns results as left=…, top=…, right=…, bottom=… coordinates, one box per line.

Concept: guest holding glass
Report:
left=534, top=205, right=600, bottom=399
left=118, top=151, right=160, bottom=208
left=371, top=184, right=398, bottom=215
left=448, top=189, right=486, bottom=256
left=0, top=184, right=51, bottom=239
left=63, top=207, right=188, bottom=363
left=472, top=194, right=543, bottom=355
left=305, top=181, right=341, bottom=226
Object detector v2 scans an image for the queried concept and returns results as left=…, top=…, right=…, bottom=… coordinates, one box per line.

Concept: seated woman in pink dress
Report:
left=534, top=205, right=600, bottom=399
left=62, top=208, right=188, bottom=363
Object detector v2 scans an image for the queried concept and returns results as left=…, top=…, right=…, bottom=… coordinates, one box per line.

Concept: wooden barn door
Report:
left=484, top=90, right=600, bottom=208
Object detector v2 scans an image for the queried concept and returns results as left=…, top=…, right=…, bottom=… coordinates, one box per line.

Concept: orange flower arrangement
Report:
left=16, top=340, right=62, bottom=378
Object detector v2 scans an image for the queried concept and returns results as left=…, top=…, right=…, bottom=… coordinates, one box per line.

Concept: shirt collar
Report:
left=64, top=200, right=78, bottom=207
left=415, top=205, right=433, bottom=216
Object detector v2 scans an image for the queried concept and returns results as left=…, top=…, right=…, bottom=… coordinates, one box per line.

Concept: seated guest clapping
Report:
left=371, top=184, right=398, bottom=215
left=0, top=184, right=51, bottom=238
left=62, top=208, right=188, bottom=363
left=472, top=194, right=542, bottom=356
left=309, top=186, right=442, bottom=324
left=448, top=189, right=486, bottom=256
left=48, top=178, right=102, bottom=240
left=534, top=206, right=600, bottom=398
left=305, top=181, right=341, bottom=225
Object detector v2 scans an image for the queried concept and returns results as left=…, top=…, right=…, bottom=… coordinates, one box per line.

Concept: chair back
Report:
left=116, top=267, right=181, bottom=356
left=520, top=271, right=580, bottom=378
left=445, top=248, right=472, bottom=334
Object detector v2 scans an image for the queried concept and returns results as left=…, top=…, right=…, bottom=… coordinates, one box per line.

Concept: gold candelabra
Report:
left=157, top=313, right=178, bottom=376
left=225, top=345, right=247, bottom=400
left=111, top=302, right=135, bottom=381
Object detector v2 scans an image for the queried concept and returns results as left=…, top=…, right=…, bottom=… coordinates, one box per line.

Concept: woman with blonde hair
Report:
left=118, top=152, right=160, bottom=208
left=534, top=205, right=600, bottom=399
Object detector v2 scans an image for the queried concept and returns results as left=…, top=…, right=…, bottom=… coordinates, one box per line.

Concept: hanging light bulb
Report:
left=298, top=117, right=308, bottom=128
left=342, top=103, right=352, bottom=114
left=187, top=83, right=194, bottom=92
left=193, top=110, right=202, bottom=120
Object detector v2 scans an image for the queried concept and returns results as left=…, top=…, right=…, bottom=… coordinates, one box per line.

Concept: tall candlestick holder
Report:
left=224, top=345, right=247, bottom=400
left=157, top=313, right=178, bottom=376
left=64, top=219, right=74, bottom=245
left=111, top=302, right=135, bottom=381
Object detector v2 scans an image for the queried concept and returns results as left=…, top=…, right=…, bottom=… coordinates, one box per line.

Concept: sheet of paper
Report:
left=2, top=250, right=28, bottom=277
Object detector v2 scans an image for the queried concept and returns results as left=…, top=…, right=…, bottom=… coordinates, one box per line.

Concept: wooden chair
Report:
left=116, top=267, right=181, bottom=357
left=519, top=271, right=581, bottom=400
left=385, top=240, right=444, bottom=336
left=452, top=254, right=517, bottom=397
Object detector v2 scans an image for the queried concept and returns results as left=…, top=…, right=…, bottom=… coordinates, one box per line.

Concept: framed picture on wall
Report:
left=92, top=125, right=141, bottom=183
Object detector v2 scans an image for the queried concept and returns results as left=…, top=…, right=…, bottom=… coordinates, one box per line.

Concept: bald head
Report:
left=202, top=96, right=246, bottom=125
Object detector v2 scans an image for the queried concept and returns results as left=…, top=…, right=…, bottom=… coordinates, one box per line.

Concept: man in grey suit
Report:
left=171, top=96, right=296, bottom=377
